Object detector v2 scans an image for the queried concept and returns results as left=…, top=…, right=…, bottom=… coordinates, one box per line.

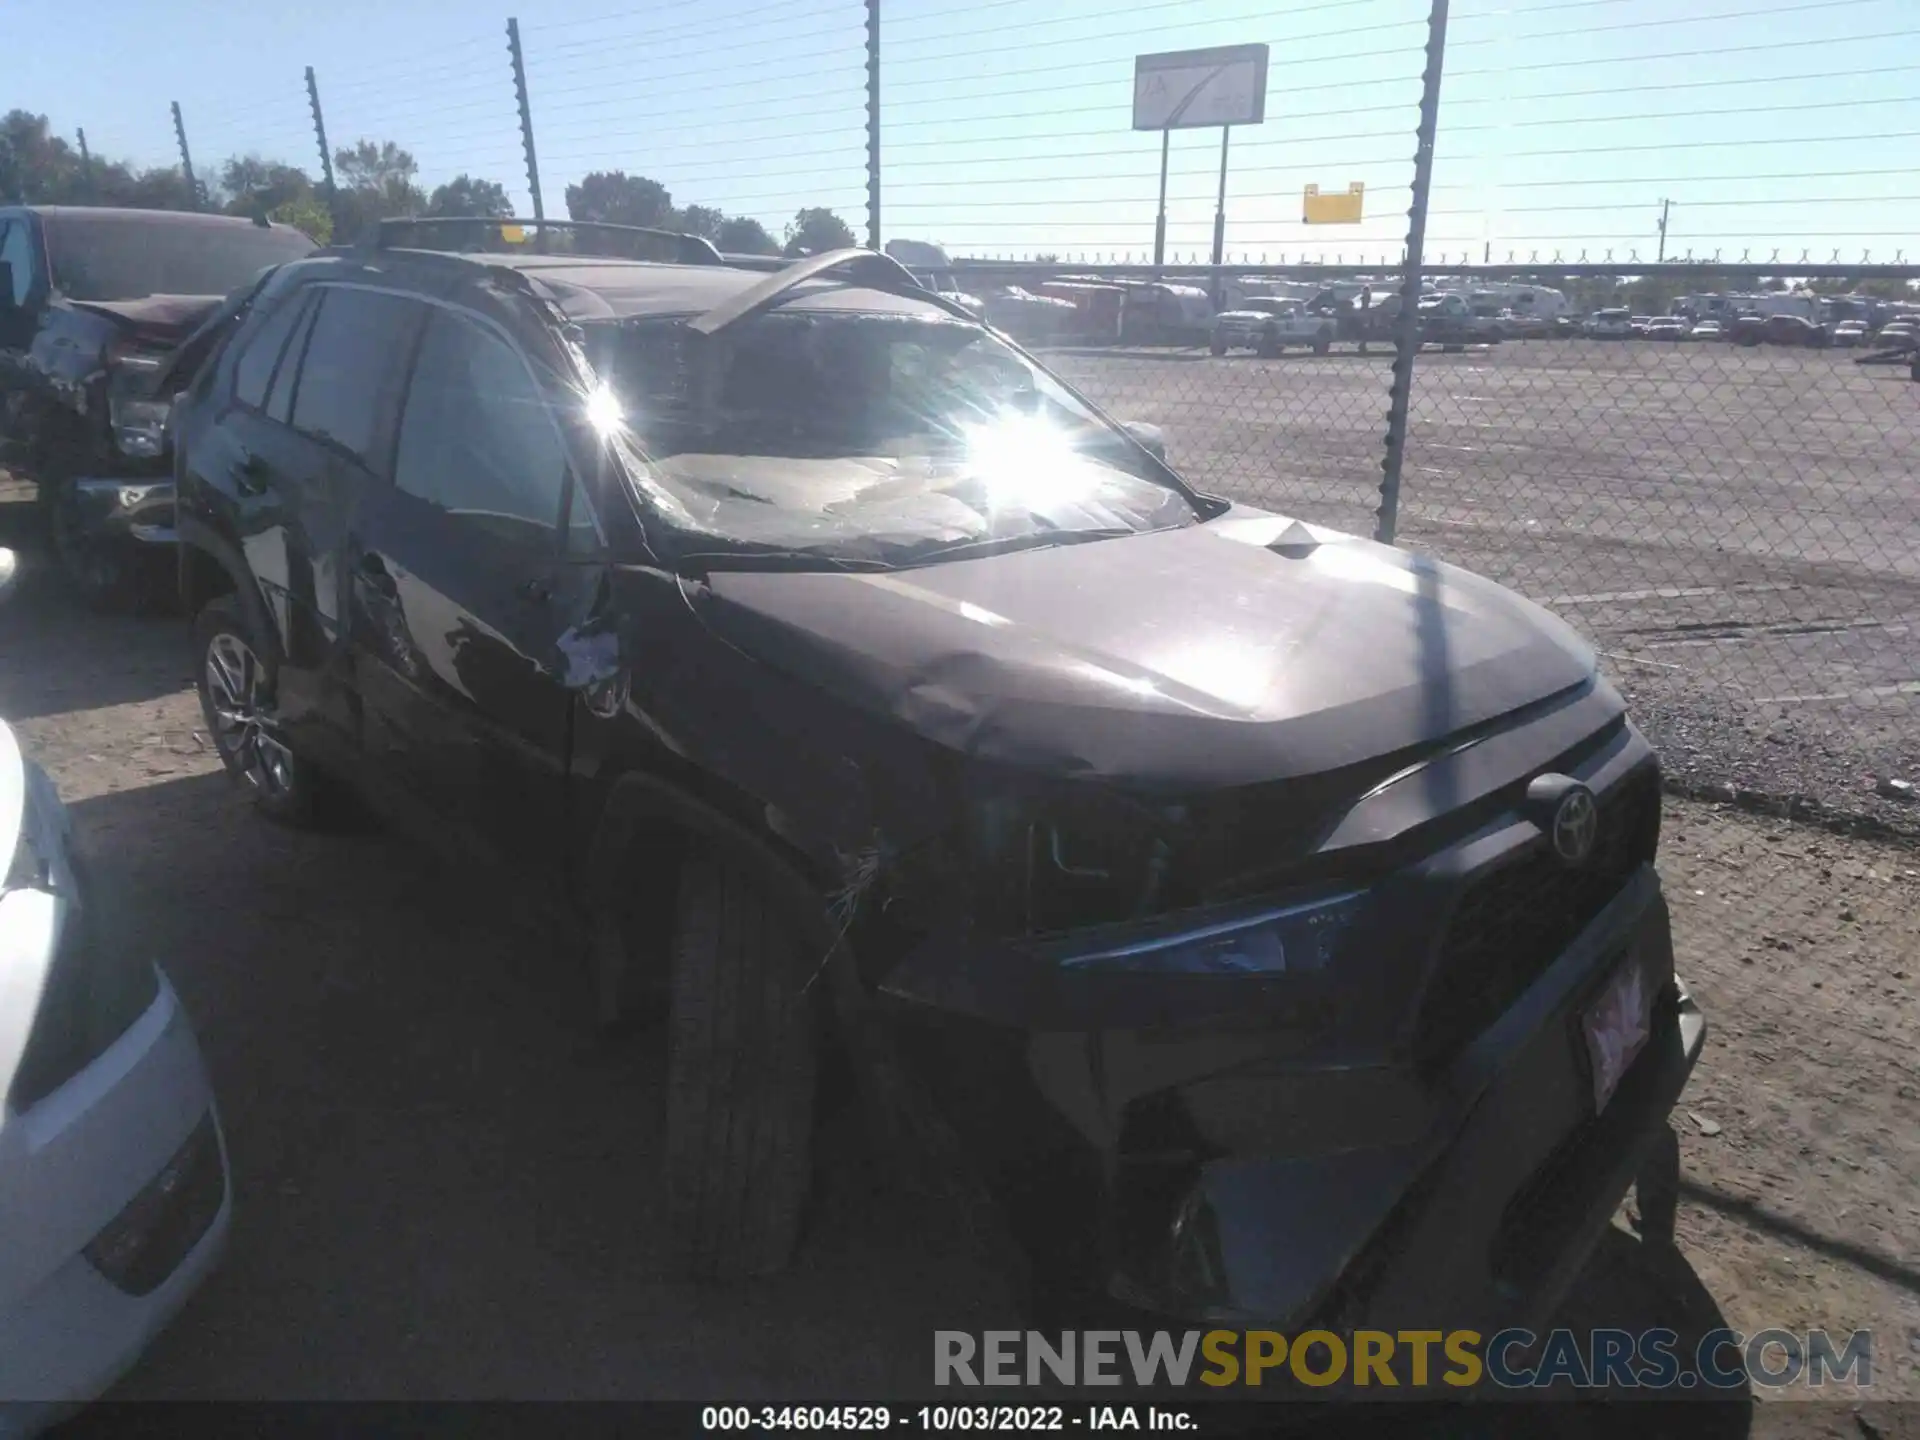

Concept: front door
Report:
left=345, top=304, right=584, bottom=901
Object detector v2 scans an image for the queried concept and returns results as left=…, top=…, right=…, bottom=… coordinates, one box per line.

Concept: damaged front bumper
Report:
left=877, top=733, right=1705, bottom=1336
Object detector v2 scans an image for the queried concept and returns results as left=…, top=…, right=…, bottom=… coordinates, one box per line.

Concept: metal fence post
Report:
left=507, top=18, right=545, bottom=225
left=170, top=101, right=202, bottom=212
left=1375, top=0, right=1449, bottom=546
left=306, top=67, right=338, bottom=233
left=866, top=0, right=881, bottom=251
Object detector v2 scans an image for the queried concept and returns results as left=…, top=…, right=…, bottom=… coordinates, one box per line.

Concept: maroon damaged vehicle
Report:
left=167, top=220, right=1706, bottom=1340
left=0, top=205, right=315, bottom=608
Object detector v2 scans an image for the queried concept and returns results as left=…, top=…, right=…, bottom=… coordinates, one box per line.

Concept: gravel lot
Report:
left=1049, top=341, right=1920, bottom=838
left=1, top=336, right=1916, bottom=1427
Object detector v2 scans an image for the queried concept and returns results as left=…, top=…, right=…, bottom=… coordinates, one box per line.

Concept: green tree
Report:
left=0, top=110, right=83, bottom=202
left=675, top=203, right=724, bottom=241
left=426, top=174, right=512, bottom=218
left=783, top=206, right=856, bottom=257
left=332, top=138, right=425, bottom=237
left=219, top=155, right=315, bottom=218
left=564, top=170, right=673, bottom=228
left=713, top=215, right=779, bottom=255
left=271, top=195, right=333, bottom=245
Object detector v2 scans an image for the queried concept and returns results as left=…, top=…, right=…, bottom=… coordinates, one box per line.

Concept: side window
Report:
left=265, top=293, right=318, bottom=423
left=231, top=290, right=311, bottom=411
left=289, top=288, right=420, bottom=467
left=393, top=309, right=572, bottom=538
left=0, top=221, right=33, bottom=307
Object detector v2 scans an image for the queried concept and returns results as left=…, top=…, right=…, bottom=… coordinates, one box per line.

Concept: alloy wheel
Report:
left=204, top=631, right=295, bottom=797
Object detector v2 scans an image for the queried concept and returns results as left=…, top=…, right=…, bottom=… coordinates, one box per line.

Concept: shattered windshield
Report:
left=585, top=308, right=1199, bottom=566
left=43, top=214, right=317, bottom=302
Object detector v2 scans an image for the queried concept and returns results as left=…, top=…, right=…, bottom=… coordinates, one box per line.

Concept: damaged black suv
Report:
left=171, top=218, right=1704, bottom=1330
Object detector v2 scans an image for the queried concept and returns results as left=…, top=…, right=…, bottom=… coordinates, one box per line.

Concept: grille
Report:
left=1412, top=766, right=1661, bottom=1071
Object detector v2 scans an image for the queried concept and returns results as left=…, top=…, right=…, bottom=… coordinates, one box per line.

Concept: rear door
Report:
left=344, top=303, right=591, bottom=899
left=204, top=281, right=421, bottom=766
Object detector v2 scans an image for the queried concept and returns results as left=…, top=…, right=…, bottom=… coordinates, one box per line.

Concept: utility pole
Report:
left=507, top=19, right=545, bottom=226
left=170, top=102, right=202, bottom=211
left=1152, top=129, right=1171, bottom=274
left=1375, top=0, right=1449, bottom=547
left=866, top=0, right=880, bottom=251
left=306, top=67, right=338, bottom=235
left=76, top=129, right=93, bottom=198
left=1657, top=197, right=1671, bottom=263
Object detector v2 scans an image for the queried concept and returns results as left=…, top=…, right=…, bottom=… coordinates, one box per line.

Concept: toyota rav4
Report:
left=169, top=219, right=1703, bottom=1332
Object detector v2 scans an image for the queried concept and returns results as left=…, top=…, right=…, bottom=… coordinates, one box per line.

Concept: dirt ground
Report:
left=0, top=485, right=1915, bottom=1429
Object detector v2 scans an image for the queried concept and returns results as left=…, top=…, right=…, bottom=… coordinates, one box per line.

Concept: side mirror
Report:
left=1121, top=420, right=1167, bottom=462
left=0, top=548, right=18, bottom=606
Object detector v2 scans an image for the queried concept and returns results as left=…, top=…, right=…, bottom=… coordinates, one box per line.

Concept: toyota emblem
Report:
left=1551, top=786, right=1599, bottom=865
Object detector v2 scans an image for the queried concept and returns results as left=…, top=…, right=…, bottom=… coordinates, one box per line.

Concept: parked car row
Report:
left=3, top=208, right=1710, bottom=1429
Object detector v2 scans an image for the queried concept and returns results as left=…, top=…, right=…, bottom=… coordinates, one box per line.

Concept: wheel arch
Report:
left=581, top=765, right=846, bottom=1004
left=175, top=517, right=272, bottom=655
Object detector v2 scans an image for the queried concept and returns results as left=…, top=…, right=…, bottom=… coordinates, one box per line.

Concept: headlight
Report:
left=965, top=789, right=1187, bottom=935
left=1057, top=888, right=1366, bottom=976
left=108, top=354, right=173, bottom=459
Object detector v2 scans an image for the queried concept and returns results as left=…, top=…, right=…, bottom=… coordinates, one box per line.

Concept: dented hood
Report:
left=65, top=293, right=225, bottom=342
left=695, top=511, right=1597, bottom=790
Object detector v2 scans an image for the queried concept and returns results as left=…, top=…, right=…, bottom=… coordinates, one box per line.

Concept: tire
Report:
left=193, top=593, right=339, bottom=827
left=1312, top=330, right=1332, bottom=356
left=663, top=851, right=819, bottom=1280
left=1208, top=337, right=1227, bottom=357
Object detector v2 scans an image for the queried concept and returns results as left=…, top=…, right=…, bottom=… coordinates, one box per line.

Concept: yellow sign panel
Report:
left=1302, top=183, right=1364, bottom=224
left=498, top=223, right=528, bottom=244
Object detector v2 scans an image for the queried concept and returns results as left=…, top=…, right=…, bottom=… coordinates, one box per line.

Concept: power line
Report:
left=1431, top=194, right=1920, bottom=215
left=1443, top=0, right=1902, bottom=48
left=527, top=23, right=860, bottom=89
left=1447, top=94, right=1920, bottom=134
left=529, top=47, right=861, bottom=105
left=1429, top=165, right=1915, bottom=191
left=1449, top=26, right=1920, bottom=77
left=523, top=0, right=843, bottom=38
left=886, top=62, right=1423, bottom=103
left=533, top=0, right=849, bottom=58
left=537, top=70, right=867, bottom=120
left=1446, top=63, right=1920, bottom=108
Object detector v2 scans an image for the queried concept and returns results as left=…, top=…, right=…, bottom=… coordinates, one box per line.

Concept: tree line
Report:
left=1, top=109, right=860, bottom=257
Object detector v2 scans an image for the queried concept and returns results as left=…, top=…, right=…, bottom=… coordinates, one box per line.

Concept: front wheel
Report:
left=663, top=852, right=820, bottom=1279
left=1208, top=337, right=1227, bottom=356
left=1312, top=330, right=1333, bottom=356
left=193, top=594, right=338, bottom=826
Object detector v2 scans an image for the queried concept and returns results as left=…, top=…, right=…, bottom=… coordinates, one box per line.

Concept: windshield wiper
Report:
left=893, top=526, right=1145, bottom=566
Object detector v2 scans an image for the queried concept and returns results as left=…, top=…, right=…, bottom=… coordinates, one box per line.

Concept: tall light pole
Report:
left=1657, top=197, right=1671, bottom=263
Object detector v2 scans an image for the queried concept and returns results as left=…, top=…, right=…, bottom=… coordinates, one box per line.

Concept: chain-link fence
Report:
left=930, top=255, right=1920, bottom=841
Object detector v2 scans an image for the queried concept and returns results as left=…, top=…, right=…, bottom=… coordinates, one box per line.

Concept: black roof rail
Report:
left=359, top=216, right=724, bottom=267
left=687, top=247, right=974, bottom=336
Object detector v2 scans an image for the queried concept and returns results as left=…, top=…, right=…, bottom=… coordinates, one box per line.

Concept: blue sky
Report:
left=13, top=0, right=1918, bottom=263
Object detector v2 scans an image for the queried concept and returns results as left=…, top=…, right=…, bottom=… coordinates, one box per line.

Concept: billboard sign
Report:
left=1302, top=183, right=1365, bottom=224
left=1132, top=45, right=1269, bottom=131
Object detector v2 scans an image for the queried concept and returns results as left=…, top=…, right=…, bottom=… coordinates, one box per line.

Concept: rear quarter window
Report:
left=231, top=291, right=312, bottom=411
left=289, top=288, right=422, bottom=469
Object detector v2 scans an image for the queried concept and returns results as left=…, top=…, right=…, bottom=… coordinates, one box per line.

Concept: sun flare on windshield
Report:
left=962, top=410, right=1100, bottom=512
left=584, top=382, right=625, bottom=437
